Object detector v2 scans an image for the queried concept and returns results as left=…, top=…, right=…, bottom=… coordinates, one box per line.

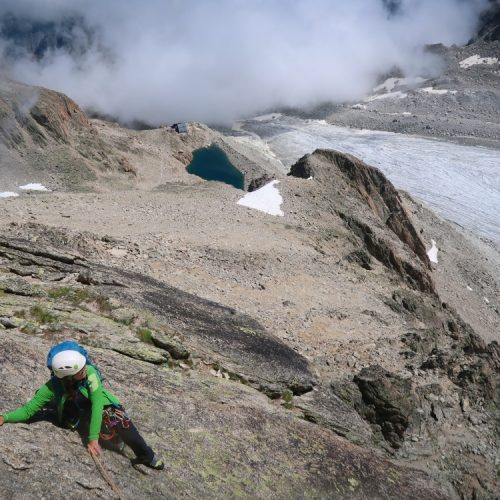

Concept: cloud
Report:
left=0, top=0, right=489, bottom=124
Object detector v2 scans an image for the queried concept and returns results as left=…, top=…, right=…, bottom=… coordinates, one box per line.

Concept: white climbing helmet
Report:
left=51, top=350, right=87, bottom=378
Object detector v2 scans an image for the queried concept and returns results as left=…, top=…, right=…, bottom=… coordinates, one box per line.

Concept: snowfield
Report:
left=364, top=91, right=407, bottom=102
left=427, top=239, right=439, bottom=264
left=1, top=183, right=51, bottom=199
left=419, top=87, right=457, bottom=95
left=459, top=55, right=499, bottom=68
left=373, top=76, right=427, bottom=93
left=19, top=183, right=50, bottom=191
left=237, top=180, right=284, bottom=216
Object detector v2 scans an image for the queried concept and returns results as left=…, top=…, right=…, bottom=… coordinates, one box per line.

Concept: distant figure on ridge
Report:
left=0, top=340, right=164, bottom=470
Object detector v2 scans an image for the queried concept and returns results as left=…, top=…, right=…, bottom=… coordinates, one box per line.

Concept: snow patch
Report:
left=426, top=239, right=438, bottom=264
left=19, top=183, right=50, bottom=191
left=0, top=191, right=19, bottom=198
left=420, top=87, right=457, bottom=95
left=373, top=76, right=426, bottom=93
left=364, top=91, right=407, bottom=102
left=373, top=77, right=400, bottom=93
left=237, top=180, right=284, bottom=216
left=459, top=55, right=499, bottom=69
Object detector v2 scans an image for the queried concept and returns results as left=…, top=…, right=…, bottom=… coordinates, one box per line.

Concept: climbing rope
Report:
left=90, top=451, right=127, bottom=500
left=60, top=427, right=126, bottom=499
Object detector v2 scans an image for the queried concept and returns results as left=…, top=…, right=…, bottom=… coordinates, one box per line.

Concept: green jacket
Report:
left=1, top=365, right=120, bottom=441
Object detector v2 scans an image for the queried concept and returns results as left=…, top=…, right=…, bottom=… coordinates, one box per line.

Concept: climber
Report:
left=0, top=341, right=164, bottom=470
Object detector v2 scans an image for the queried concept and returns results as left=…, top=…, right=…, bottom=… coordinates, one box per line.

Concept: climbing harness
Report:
left=100, top=406, right=131, bottom=441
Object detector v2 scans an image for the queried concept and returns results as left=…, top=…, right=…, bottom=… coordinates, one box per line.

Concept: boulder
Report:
left=151, top=330, right=190, bottom=360
left=353, top=366, right=414, bottom=449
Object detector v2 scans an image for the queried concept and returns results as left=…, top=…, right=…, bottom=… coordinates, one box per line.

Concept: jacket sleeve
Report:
left=2, top=382, right=55, bottom=423
left=87, top=368, right=105, bottom=442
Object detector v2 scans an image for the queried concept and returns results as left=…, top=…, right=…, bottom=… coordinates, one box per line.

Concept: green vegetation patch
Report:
left=282, top=389, right=294, bottom=404
left=30, top=305, right=58, bottom=324
left=48, top=287, right=92, bottom=303
left=20, top=323, right=39, bottom=335
left=137, top=327, right=154, bottom=344
left=238, top=326, right=257, bottom=336
left=48, top=286, right=113, bottom=314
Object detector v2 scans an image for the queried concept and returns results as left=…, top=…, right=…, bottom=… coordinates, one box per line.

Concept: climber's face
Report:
left=71, top=366, right=87, bottom=381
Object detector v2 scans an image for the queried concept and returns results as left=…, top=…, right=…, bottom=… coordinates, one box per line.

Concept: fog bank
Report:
left=0, top=0, right=488, bottom=124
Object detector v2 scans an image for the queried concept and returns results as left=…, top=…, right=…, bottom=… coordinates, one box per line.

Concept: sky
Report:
left=0, top=0, right=489, bottom=125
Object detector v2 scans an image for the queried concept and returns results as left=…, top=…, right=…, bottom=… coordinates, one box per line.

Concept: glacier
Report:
left=240, top=116, right=500, bottom=243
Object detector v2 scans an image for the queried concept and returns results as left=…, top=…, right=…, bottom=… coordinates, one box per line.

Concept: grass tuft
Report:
left=48, top=287, right=112, bottom=314
left=30, top=305, right=58, bottom=324
left=137, top=327, right=153, bottom=344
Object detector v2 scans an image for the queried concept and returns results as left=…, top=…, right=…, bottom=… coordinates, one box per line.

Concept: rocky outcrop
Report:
left=289, top=149, right=434, bottom=293
left=328, top=286, right=500, bottom=497
left=247, top=173, right=273, bottom=192
left=215, top=139, right=277, bottom=192
left=285, top=149, right=499, bottom=497
left=388, top=288, right=500, bottom=411
left=291, top=149, right=429, bottom=266
left=0, top=236, right=314, bottom=396
left=0, top=79, right=91, bottom=148
left=29, top=87, right=91, bottom=143
left=353, top=366, right=414, bottom=449
left=0, top=80, right=145, bottom=190
left=474, top=1, right=500, bottom=42
left=0, top=333, right=454, bottom=500
left=0, top=235, right=457, bottom=499
left=0, top=80, right=47, bottom=149
left=294, top=386, right=374, bottom=447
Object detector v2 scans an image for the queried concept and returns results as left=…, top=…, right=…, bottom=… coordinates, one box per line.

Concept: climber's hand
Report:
left=87, top=440, right=101, bottom=456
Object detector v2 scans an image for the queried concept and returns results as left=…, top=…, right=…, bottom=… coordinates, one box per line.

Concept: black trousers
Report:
left=63, top=396, right=154, bottom=463
left=101, top=407, right=154, bottom=463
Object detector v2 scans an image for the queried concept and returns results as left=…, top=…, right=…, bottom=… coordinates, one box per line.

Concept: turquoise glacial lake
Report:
left=187, top=144, right=244, bottom=190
